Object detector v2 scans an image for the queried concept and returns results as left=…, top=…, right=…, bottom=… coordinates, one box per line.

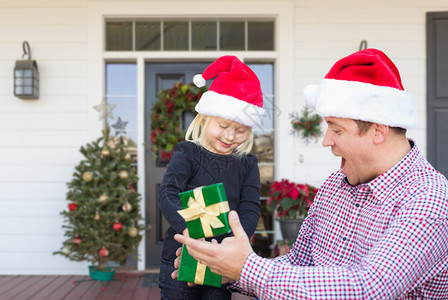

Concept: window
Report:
left=105, top=63, right=138, bottom=162
left=106, top=19, right=275, bottom=51
left=248, top=63, right=275, bottom=257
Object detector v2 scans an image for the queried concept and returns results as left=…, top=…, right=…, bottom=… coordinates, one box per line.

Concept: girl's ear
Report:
left=372, top=123, right=389, bottom=144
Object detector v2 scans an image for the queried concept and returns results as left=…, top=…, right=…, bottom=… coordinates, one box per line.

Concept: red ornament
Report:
left=128, top=184, right=136, bottom=194
left=73, top=236, right=82, bottom=245
left=99, top=247, right=109, bottom=257
left=113, top=222, right=123, bottom=232
left=68, top=203, right=78, bottom=212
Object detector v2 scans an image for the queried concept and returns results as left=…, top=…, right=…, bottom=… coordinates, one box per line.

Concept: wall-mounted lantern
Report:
left=14, top=41, right=39, bottom=99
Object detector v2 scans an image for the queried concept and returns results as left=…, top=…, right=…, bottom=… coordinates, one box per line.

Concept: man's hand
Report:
left=174, top=210, right=253, bottom=281
left=171, top=245, right=234, bottom=286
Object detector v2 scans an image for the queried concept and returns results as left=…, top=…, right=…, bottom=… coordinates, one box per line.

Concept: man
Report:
left=173, top=49, right=448, bottom=299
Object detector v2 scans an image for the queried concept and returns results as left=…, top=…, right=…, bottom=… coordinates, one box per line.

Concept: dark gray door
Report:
left=144, top=62, right=210, bottom=268
left=427, top=12, right=448, bottom=178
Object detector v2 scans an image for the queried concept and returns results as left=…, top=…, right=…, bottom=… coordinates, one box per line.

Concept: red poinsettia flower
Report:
left=267, top=179, right=318, bottom=220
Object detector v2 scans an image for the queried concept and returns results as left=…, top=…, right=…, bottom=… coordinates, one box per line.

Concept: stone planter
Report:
left=278, top=218, right=305, bottom=243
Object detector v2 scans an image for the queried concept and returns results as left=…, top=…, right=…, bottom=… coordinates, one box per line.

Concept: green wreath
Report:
left=289, top=107, right=323, bottom=145
left=150, top=82, right=208, bottom=162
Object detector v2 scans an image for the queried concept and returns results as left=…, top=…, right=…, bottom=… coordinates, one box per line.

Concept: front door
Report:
left=427, top=12, right=448, bottom=178
left=144, top=62, right=210, bottom=268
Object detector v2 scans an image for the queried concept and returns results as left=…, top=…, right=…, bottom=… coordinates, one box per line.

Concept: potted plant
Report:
left=267, top=179, right=318, bottom=242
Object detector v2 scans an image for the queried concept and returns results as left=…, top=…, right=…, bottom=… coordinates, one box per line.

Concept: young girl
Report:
left=158, top=55, right=264, bottom=300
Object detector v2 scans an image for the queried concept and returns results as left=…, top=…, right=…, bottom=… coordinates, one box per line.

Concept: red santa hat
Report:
left=193, top=55, right=264, bottom=128
left=304, top=48, right=417, bottom=129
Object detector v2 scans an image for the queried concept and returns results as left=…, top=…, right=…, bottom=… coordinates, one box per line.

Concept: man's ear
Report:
left=372, top=123, right=389, bottom=144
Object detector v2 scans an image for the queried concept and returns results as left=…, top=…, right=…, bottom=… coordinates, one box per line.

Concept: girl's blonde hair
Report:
left=185, top=114, right=254, bottom=156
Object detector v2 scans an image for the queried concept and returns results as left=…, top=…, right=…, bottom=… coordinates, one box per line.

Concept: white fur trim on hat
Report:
left=195, top=91, right=265, bottom=128
left=304, top=79, right=417, bottom=129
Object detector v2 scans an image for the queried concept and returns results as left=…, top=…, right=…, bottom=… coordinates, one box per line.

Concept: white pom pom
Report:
left=193, top=74, right=206, bottom=87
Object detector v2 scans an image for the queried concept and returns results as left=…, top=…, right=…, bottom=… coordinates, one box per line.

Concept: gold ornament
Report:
left=62, top=246, right=71, bottom=255
left=128, top=227, right=138, bottom=237
left=98, top=193, right=108, bottom=202
left=94, top=211, right=100, bottom=220
left=119, top=170, right=129, bottom=180
left=124, top=153, right=132, bottom=160
left=122, top=202, right=133, bottom=212
left=82, top=171, right=93, bottom=182
left=101, top=147, right=111, bottom=158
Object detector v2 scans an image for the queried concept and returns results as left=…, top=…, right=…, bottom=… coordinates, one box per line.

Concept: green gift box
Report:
left=178, top=183, right=231, bottom=239
left=177, top=244, right=222, bottom=287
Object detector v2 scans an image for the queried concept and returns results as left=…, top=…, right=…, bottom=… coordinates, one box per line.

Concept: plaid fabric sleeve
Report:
left=229, top=204, right=316, bottom=296
left=274, top=204, right=315, bottom=266
left=235, top=216, right=448, bottom=299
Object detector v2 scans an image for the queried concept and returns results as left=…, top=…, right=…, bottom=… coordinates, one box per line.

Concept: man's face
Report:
left=322, top=117, right=374, bottom=185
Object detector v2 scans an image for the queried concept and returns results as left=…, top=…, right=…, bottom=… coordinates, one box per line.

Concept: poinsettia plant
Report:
left=267, top=179, right=318, bottom=220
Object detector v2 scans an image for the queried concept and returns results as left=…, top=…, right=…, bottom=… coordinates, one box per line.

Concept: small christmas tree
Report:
left=54, top=126, right=145, bottom=272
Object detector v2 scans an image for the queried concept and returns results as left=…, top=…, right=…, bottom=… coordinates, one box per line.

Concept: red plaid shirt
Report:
left=233, top=141, right=448, bottom=299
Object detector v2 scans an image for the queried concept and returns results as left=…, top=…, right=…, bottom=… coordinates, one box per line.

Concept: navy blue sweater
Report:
left=159, top=141, right=261, bottom=262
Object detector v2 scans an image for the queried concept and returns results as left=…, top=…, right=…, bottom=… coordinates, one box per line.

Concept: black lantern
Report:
left=14, top=41, right=39, bottom=99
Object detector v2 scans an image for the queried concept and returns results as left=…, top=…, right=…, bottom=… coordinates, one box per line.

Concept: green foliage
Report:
left=53, top=126, right=145, bottom=271
left=150, top=82, right=208, bottom=162
left=290, top=107, right=323, bottom=145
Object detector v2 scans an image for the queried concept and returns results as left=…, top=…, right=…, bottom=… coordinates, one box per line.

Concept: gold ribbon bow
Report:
left=177, top=187, right=230, bottom=237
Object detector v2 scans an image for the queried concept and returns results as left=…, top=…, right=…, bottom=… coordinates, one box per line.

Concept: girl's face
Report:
left=202, top=116, right=251, bottom=155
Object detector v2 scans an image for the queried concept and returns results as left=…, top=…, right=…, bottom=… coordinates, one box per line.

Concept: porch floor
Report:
left=0, top=272, right=255, bottom=300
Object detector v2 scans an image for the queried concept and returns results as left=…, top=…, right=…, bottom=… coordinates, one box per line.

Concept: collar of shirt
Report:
left=339, top=139, right=418, bottom=204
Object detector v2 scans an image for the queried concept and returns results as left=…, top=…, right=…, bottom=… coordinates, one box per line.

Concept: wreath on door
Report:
left=150, top=82, right=207, bottom=162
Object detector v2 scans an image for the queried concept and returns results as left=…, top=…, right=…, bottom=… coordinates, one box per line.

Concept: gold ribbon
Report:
left=194, top=261, right=207, bottom=285
left=178, top=187, right=230, bottom=237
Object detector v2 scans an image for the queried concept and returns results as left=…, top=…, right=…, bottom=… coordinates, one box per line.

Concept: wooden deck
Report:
left=0, top=273, right=254, bottom=300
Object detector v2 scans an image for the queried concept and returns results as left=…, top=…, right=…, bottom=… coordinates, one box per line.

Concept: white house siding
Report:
left=0, top=0, right=90, bottom=274
left=0, top=0, right=446, bottom=275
